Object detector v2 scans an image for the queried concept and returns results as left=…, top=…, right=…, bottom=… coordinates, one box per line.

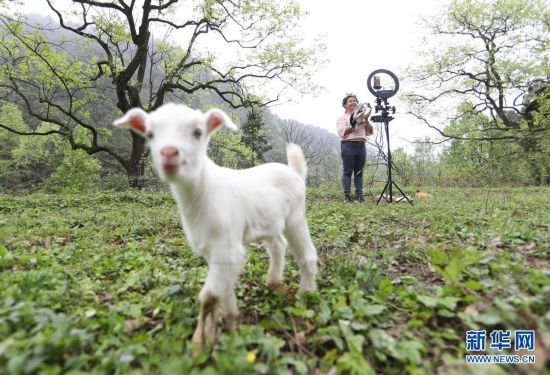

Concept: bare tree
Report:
left=280, top=119, right=340, bottom=186
left=405, top=0, right=549, bottom=184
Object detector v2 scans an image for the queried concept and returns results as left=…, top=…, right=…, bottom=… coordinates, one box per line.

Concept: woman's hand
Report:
left=344, top=125, right=354, bottom=136
left=357, top=117, right=373, bottom=135
left=364, top=121, right=374, bottom=135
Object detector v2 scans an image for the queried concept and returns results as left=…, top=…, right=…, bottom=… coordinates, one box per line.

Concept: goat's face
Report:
left=113, top=103, right=237, bottom=182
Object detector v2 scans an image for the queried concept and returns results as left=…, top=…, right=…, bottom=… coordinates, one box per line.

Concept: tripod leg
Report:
left=391, top=182, right=414, bottom=206
left=376, top=180, right=390, bottom=206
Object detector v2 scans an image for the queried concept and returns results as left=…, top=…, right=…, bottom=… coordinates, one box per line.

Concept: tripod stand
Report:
left=371, top=97, right=413, bottom=206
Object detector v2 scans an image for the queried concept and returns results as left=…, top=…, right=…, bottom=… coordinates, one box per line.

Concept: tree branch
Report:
left=0, top=122, right=65, bottom=136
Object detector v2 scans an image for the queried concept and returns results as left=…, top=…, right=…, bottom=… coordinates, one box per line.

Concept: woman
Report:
left=336, top=93, right=373, bottom=202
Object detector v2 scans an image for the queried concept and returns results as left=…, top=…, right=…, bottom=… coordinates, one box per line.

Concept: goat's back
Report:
left=193, top=161, right=306, bottom=244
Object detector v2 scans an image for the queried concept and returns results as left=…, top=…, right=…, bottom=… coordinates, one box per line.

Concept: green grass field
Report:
left=1, top=187, right=549, bottom=374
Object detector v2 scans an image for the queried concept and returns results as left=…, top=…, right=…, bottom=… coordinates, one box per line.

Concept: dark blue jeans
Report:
left=341, top=141, right=366, bottom=197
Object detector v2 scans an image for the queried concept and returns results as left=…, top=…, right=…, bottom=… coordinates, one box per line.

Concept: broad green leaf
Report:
left=427, top=248, right=448, bottom=265
left=417, top=295, right=438, bottom=308
left=378, top=277, right=394, bottom=297
left=441, top=257, right=465, bottom=283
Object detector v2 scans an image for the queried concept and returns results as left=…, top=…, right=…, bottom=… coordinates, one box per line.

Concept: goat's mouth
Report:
left=162, top=163, right=180, bottom=174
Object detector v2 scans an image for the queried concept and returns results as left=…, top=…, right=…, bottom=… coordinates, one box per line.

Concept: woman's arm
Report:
left=336, top=116, right=353, bottom=138
left=361, top=117, right=374, bottom=136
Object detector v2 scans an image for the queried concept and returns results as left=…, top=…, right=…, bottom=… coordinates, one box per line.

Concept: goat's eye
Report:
left=145, top=131, right=154, bottom=140
left=193, top=128, right=202, bottom=139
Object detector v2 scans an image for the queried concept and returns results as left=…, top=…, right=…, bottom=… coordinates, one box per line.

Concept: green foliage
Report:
left=438, top=103, right=539, bottom=186
left=422, top=0, right=548, bottom=82
left=11, top=123, right=64, bottom=169
left=392, top=140, right=443, bottom=187
left=3, top=121, right=66, bottom=191
left=0, top=104, right=26, bottom=134
left=240, top=108, right=272, bottom=165
left=0, top=104, right=103, bottom=192
left=1, top=187, right=548, bottom=373
left=0, top=104, right=30, bottom=190
left=44, top=149, right=101, bottom=194
left=209, top=130, right=256, bottom=169
left=391, top=100, right=548, bottom=187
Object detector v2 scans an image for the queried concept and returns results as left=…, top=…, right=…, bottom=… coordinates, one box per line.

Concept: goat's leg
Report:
left=284, top=214, right=318, bottom=293
left=219, top=261, right=243, bottom=331
left=221, top=291, right=239, bottom=331
left=192, top=257, right=243, bottom=347
left=192, top=290, right=220, bottom=347
left=264, top=235, right=288, bottom=291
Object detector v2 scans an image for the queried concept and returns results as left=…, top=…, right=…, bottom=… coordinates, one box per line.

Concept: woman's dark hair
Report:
left=342, top=93, right=358, bottom=108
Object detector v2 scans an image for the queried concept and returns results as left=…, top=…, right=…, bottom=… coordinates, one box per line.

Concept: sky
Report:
left=270, top=0, right=448, bottom=151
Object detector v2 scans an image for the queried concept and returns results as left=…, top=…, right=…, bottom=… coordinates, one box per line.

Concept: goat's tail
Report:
left=286, top=143, right=307, bottom=180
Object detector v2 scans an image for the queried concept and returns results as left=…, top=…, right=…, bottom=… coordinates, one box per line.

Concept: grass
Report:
left=0, top=186, right=549, bottom=374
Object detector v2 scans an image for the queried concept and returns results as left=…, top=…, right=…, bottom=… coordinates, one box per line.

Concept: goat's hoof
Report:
left=191, top=319, right=217, bottom=350
left=192, top=293, right=220, bottom=350
left=299, top=282, right=317, bottom=293
left=267, top=281, right=287, bottom=293
left=195, top=316, right=218, bottom=346
left=224, top=313, right=239, bottom=331
left=190, top=343, right=203, bottom=357
left=191, top=327, right=203, bottom=346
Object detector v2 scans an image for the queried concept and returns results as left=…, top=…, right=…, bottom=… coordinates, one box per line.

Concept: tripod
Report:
left=371, top=97, right=413, bottom=206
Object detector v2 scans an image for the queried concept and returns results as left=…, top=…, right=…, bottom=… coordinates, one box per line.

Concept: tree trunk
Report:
left=127, top=132, right=147, bottom=189
left=520, top=133, right=548, bottom=186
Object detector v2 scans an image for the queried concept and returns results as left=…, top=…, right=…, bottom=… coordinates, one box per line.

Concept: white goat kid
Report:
left=113, top=103, right=318, bottom=346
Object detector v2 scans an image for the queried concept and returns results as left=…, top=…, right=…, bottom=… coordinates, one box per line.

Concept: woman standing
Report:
left=336, top=93, right=373, bottom=202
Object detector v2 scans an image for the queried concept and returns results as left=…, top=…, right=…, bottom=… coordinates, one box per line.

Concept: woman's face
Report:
left=345, top=96, right=358, bottom=113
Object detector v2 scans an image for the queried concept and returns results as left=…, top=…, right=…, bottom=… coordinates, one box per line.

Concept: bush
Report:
left=44, top=149, right=101, bottom=193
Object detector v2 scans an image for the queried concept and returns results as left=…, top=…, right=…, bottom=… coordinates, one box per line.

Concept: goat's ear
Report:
left=113, top=108, right=149, bottom=137
left=204, top=108, right=238, bottom=134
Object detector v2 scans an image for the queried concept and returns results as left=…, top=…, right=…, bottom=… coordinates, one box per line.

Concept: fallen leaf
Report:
left=267, top=282, right=288, bottom=293
left=415, top=190, right=433, bottom=199
left=295, top=331, right=307, bottom=346
left=124, top=319, right=140, bottom=333
left=522, top=241, right=536, bottom=252
left=286, top=288, right=297, bottom=302
left=100, top=292, right=113, bottom=304
left=63, top=231, right=71, bottom=246
left=464, top=302, right=483, bottom=316
left=491, top=237, right=504, bottom=248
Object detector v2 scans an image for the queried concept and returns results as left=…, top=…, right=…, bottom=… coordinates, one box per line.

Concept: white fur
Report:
left=114, top=103, right=318, bottom=345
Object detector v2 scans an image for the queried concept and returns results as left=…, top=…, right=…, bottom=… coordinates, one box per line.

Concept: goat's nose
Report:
left=160, top=146, right=179, bottom=158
